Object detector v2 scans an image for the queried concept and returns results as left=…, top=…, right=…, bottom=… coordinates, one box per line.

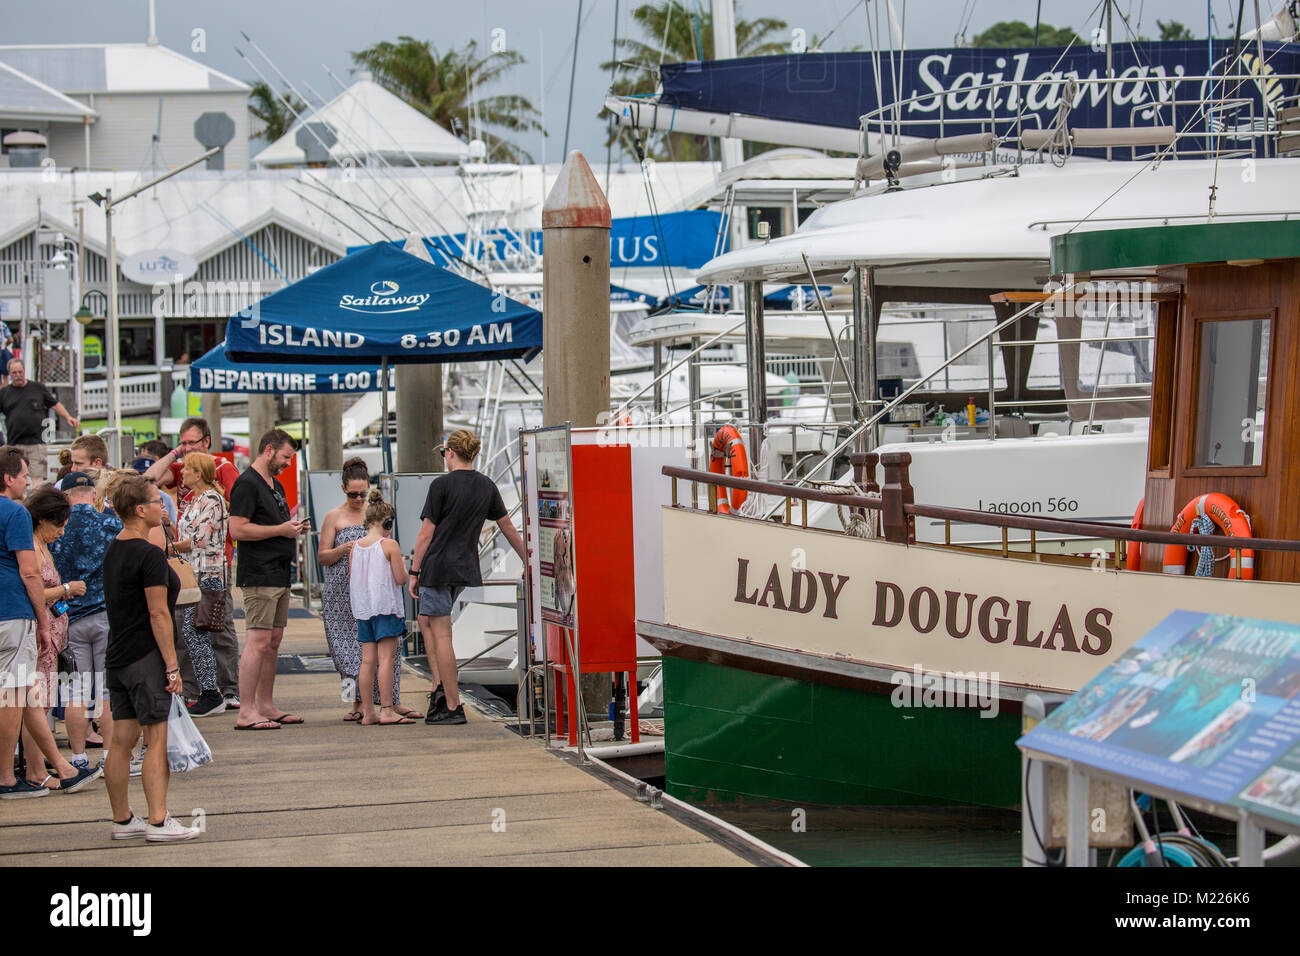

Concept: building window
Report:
left=1192, top=316, right=1269, bottom=467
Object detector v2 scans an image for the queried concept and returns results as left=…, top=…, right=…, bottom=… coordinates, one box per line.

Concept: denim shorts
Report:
left=418, top=585, right=463, bottom=618
left=357, top=613, right=406, bottom=643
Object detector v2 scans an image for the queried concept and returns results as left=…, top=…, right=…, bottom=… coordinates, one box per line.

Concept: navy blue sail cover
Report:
left=658, top=42, right=1300, bottom=154
left=225, top=242, right=542, bottom=365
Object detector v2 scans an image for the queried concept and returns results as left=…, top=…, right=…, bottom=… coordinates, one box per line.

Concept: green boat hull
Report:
left=662, top=655, right=1023, bottom=809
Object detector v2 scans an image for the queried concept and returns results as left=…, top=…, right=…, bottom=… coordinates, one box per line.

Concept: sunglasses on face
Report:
left=345, top=491, right=366, bottom=499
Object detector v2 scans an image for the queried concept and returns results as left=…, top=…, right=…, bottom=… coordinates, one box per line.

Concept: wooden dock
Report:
left=0, top=612, right=753, bottom=867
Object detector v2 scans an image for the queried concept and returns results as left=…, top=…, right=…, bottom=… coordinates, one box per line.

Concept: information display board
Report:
left=525, top=426, right=577, bottom=628
left=1020, top=611, right=1300, bottom=832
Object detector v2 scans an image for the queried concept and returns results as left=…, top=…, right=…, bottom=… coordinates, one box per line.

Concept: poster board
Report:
left=1020, top=611, right=1300, bottom=833
left=522, top=425, right=577, bottom=629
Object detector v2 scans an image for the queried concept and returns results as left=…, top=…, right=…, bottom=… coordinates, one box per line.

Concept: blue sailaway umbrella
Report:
left=224, top=242, right=542, bottom=365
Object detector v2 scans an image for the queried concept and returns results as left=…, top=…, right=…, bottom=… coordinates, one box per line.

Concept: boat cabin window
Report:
left=1192, top=316, right=1270, bottom=467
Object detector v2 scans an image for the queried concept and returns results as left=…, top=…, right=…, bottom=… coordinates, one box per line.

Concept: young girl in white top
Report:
left=349, top=490, right=411, bottom=725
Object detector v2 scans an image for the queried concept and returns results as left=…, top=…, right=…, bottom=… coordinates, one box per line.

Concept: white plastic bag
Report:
left=166, top=694, right=213, bottom=773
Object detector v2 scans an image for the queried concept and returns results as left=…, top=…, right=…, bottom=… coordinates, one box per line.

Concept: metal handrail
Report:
left=610, top=318, right=747, bottom=419
left=665, top=466, right=1300, bottom=557
left=769, top=293, right=1053, bottom=501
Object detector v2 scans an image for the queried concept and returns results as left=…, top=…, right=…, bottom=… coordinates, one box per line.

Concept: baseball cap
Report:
left=63, top=471, right=95, bottom=491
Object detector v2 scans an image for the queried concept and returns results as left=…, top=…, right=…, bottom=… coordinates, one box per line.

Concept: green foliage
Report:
left=350, top=36, right=543, bottom=163
left=248, top=80, right=306, bottom=144
left=971, top=20, right=1084, bottom=48
left=1158, top=19, right=1194, bottom=41
left=601, top=1, right=788, bottom=161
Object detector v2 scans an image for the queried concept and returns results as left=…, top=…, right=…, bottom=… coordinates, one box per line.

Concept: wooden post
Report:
left=880, top=451, right=915, bottom=544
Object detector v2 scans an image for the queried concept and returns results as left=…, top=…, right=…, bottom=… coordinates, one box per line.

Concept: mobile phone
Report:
left=52, top=599, right=70, bottom=617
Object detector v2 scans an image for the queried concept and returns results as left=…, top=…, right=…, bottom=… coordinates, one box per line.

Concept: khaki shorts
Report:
left=15, top=444, right=46, bottom=483
left=0, top=618, right=38, bottom=689
left=242, top=586, right=291, bottom=630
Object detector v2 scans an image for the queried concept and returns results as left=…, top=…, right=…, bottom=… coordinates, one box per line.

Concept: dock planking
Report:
left=0, top=615, right=749, bottom=867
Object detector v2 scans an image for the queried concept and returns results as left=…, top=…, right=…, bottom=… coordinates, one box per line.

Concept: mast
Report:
left=711, top=0, right=742, bottom=170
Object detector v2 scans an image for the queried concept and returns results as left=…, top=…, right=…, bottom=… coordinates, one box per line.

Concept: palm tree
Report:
left=248, top=80, right=306, bottom=144
left=350, top=37, right=543, bottom=163
left=602, top=1, right=788, bottom=161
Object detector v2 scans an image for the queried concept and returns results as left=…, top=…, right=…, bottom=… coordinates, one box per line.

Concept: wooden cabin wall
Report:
left=1140, top=260, right=1300, bottom=583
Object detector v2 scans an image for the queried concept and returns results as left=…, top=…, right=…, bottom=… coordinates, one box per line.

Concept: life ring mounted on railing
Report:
left=708, top=424, right=749, bottom=514
left=1161, top=493, right=1255, bottom=580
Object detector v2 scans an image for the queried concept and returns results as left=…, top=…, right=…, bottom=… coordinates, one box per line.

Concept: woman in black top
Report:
left=102, top=474, right=199, bottom=842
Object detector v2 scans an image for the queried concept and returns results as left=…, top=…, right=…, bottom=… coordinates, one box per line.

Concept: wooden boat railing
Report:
left=663, top=453, right=1300, bottom=576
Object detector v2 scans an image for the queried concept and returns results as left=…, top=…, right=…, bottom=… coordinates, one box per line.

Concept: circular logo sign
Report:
left=120, top=250, right=198, bottom=285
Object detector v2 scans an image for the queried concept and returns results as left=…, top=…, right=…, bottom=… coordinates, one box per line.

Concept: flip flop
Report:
left=394, top=709, right=424, bottom=720
left=234, top=719, right=280, bottom=730
left=27, top=774, right=56, bottom=791
left=377, top=716, right=415, bottom=725
left=266, top=713, right=304, bottom=724
left=343, top=712, right=363, bottom=722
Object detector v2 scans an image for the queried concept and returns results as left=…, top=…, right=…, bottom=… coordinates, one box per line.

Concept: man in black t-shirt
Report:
left=0, top=360, right=78, bottom=482
left=409, top=429, right=524, bottom=725
left=228, top=429, right=308, bottom=730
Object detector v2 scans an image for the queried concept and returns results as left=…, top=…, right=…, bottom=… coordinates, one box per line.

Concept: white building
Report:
left=0, top=42, right=252, bottom=172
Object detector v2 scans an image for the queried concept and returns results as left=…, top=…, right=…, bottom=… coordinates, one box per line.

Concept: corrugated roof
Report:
left=0, top=44, right=250, bottom=93
left=0, top=61, right=97, bottom=122
left=252, top=76, right=469, bottom=166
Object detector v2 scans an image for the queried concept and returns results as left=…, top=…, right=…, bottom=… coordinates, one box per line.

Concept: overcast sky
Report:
left=7, top=0, right=1262, bottom=165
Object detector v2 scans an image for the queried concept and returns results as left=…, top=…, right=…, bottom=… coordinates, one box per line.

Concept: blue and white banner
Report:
left=353, top=209, right=726, bottom=271
left=189, top=344, right=396, bottom=393
left=659, top=42, right=1300, bottom=152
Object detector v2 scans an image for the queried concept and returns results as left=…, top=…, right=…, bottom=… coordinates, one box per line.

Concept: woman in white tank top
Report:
left=349, top=491, right=411, bottom=725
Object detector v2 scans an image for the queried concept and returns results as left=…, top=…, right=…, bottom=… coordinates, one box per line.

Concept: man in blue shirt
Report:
left=50, top=470, right=122, bottom=765
left=0, top=446, right=54, bottom=798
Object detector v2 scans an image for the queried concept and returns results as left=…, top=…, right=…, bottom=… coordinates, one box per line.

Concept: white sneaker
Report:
left=129, top=747, right=145, bottom=777
left=112, top=814, right=148, bottom=840
left=145, top=814, right=201, bottom=842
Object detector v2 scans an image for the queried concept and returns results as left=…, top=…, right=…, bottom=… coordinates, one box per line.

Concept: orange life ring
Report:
left=1161, top=493, right=1254, bottom=580
left=708, top=424, right=749, bottom=514
left=1126, top=498, right=1144, bottom=571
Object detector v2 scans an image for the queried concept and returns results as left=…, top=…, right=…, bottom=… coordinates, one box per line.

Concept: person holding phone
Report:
left=229, top=429, right=307, bottom=730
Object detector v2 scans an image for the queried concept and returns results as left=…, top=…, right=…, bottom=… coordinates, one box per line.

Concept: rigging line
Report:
left=607, top=0, right=622, bottom=196
left=284, top=184, right=379, bottom=245
left=659, top=1, right=674, bottom=67
left=818, top=0, right=864, bottom=50
left=1062, top=34, right=1296, bottom=237
left=242, top=33, right=460, bottom=254
left=547, top=0, right=603, bottom=91
left=293, top=174, right=402, bottom=238
left=317, top=66, right=475, bottom=252
left=247, top=46, right=451, bottom=249
left=563, top=0, right=584, bottom=156
left=1210, top=0, right=1249, bottom=214
left=299, top=79, right=427, bottom=236
left=196, top=204, right=286, bottom=281
left=865, top=0, right=884, bottom=154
